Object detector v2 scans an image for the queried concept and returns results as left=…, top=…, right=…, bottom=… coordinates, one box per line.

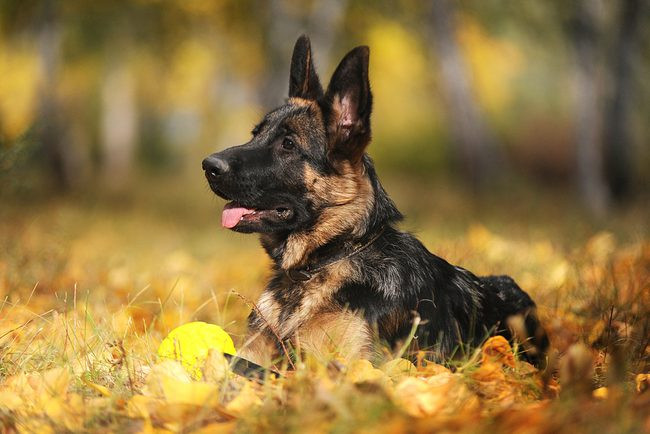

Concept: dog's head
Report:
left=203, top=36, right=391, bottom=249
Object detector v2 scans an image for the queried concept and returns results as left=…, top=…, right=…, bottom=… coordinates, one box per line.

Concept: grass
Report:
left=0, top=172, right=649, bottom=432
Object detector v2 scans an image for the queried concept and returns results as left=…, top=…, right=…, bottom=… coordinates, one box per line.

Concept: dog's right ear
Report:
left=289, top=35, right=323, bottom=100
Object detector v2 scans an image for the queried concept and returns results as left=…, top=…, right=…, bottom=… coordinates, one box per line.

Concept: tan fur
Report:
left=278, top=261, right=355, bottom=336
left=255, top=290, right=281, bottom=330
left=281, top=162, right=373, bottom=269
left=241, top=260, right=364, bottom=366
left=285, top=99, right=326, bottom=153
left=288, top=97, right=313, bottom=107
left=294, top=310, right=372, bottom=362
left=237, top=329, right=277, bottom=367
left=242, top=98, right=376, bottom=366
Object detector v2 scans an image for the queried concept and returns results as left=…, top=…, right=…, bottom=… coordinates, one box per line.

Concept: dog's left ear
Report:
left=323, top=46, right=372, bottom=164
left=289, top=35, right=323, bottom=100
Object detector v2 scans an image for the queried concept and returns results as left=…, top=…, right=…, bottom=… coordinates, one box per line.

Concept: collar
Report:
left=285, top=226, right=386, bottom=282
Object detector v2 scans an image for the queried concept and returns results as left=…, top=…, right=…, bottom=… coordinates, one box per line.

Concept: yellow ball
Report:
left=157, top=322, right=236, bottom=379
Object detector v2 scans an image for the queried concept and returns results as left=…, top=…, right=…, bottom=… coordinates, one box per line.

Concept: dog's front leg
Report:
left=236, top=290, right=285, bottom=366
left=237, top=326, right=278, bottom=367
left=294, top=311, right=373, bottom=363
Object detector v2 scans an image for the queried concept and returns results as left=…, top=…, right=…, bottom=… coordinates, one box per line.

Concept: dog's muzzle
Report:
left=202, top=155, right=230, bottom=182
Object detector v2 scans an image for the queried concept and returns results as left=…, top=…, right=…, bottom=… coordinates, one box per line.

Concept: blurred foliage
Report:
left=0, top=0, right=648, bottom=192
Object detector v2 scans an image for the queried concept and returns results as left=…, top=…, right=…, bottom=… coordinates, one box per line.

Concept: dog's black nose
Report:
left=202, top=155, right=230, bottom=180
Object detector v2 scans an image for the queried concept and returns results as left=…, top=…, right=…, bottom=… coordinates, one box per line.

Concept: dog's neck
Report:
left=285, top=226, right=387, bottom=282
left=260, top=199, right=374, bottom=271
left=260, top=155, right=403, bottom=271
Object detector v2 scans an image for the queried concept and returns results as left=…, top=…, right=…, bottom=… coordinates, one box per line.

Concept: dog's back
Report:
left=332, top=199, right=548, bottom=367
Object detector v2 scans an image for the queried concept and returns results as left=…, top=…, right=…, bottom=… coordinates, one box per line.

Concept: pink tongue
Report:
left=221, top=206, right=255, bottom=228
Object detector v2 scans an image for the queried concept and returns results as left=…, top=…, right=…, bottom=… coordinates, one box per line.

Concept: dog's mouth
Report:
left=221, top=202, right=294, bottom=229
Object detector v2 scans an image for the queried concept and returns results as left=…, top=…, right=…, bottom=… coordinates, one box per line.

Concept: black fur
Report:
left=202, top=35, right=548, bottom=367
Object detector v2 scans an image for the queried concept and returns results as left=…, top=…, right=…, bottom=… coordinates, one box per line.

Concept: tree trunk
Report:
left=38, top=0, right=66, bottom=190
left=571, top=0, right=610, bottom=217
left=428, top=0, right=501, bottom=187
left=603, top=0, right=642, bottom=200
left=38, top=0, right=92, bottom=191
left=100, top=57, right=138, bottom=193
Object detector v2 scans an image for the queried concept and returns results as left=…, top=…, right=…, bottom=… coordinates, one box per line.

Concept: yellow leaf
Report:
left=203, top=348, right=231, bottom=384
left=127, top=394, right=155, bottom=420
left=226, top=382, right=262, bottom=416
left=416, top=361, right=451, bottom=377
left=192, top=421, right=237, bottom=434
left=43, top=393, right=84, bottom=432
left=147, top=371, right=219, bottom=407
left=0, top=390, right=23, bottom=410
left=44, top=367, right=71, bottom=396
left=345, top=359, right=388, bottom=385
left=394, top=373, right=477, bottom=418
left=380, top=358, right=416, bottom=383
left=592, top=387, right=608, bottom=400
left=144, top=360, right=192, bottom=397
left=81, top=376, right=112, bottom=397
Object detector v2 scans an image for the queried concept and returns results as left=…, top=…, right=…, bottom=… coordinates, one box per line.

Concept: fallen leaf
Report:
left=592, top=387, right=608, bottom=399
left=144, top=360, right=192, bottom=397
left=81, top=375, right=112, bottom=397
left=416, top=361, right=450, bottom=377
left=345, top=359, right=388, bottom=385
left=226, top=382, right=263, bottom=416
left=636, top=373, right=649, bottom=394
left=393, top=373, right=478, bottom=418
left=203, top=348, right=231, bottom=384
left=481, top=336, right=515, bottom=368
left=0, top=390, right=24, bottom=410
left=380, top=358, right=416, bottom=383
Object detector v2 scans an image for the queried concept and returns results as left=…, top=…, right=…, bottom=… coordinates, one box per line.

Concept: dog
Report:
left=202, top=35, right=548, bottom=368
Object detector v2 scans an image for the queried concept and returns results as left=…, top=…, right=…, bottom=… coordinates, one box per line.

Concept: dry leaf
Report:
left=592, top=387, right=608, bottom=399
left=144, top=360, right=193, bottom=397
left=380, top=358, right=416, bottom=383
left=636, top=374, right=649, bottom=394
left=203, top=348, right=231, bottom=383
left=0, top=390, right=24, bottom=410
left=345, top=359, right=389, bottom=385
left=416, top=361, right=451, bottom=377
left=393, top=373, right=478, bottom=418
left=81, top=376, right=112, bottom=397
left=226, top=382, right=263, bottom=416
left=481, top=336, right=515, bottom=368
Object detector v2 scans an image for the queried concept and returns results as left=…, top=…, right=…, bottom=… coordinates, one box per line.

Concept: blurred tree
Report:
left=570, top=0, right=610, bottom=216
left=38, top=0, right=87, bottom=190
left=260, top=0, right=347, bottom=108
left=101, top=50, right=138, bottom=193
left=603, top=0, right=643, bottom=200
left=427, top=0, right=502, bottom=187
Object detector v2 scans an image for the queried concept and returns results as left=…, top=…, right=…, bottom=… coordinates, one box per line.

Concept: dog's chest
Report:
left=257, top=263, right=352, bottom=339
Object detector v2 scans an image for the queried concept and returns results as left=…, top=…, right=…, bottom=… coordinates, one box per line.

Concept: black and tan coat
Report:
left=202, top=36, right=548, bottom=369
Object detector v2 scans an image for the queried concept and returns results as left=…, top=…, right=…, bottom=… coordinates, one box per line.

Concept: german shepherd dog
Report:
left=202, top=36, right=548, bottom=368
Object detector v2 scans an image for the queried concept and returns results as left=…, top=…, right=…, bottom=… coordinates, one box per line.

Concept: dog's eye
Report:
left=282, top=137, right=295, bottom=150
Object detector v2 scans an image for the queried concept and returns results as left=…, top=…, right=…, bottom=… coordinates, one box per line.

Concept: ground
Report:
left=1, top=174, right=649, bottom=433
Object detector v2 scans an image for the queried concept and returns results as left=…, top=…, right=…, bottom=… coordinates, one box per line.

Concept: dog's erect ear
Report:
left=289, top=35, right=323, bottom=100
left=323, top=46, right=372, bottom=164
